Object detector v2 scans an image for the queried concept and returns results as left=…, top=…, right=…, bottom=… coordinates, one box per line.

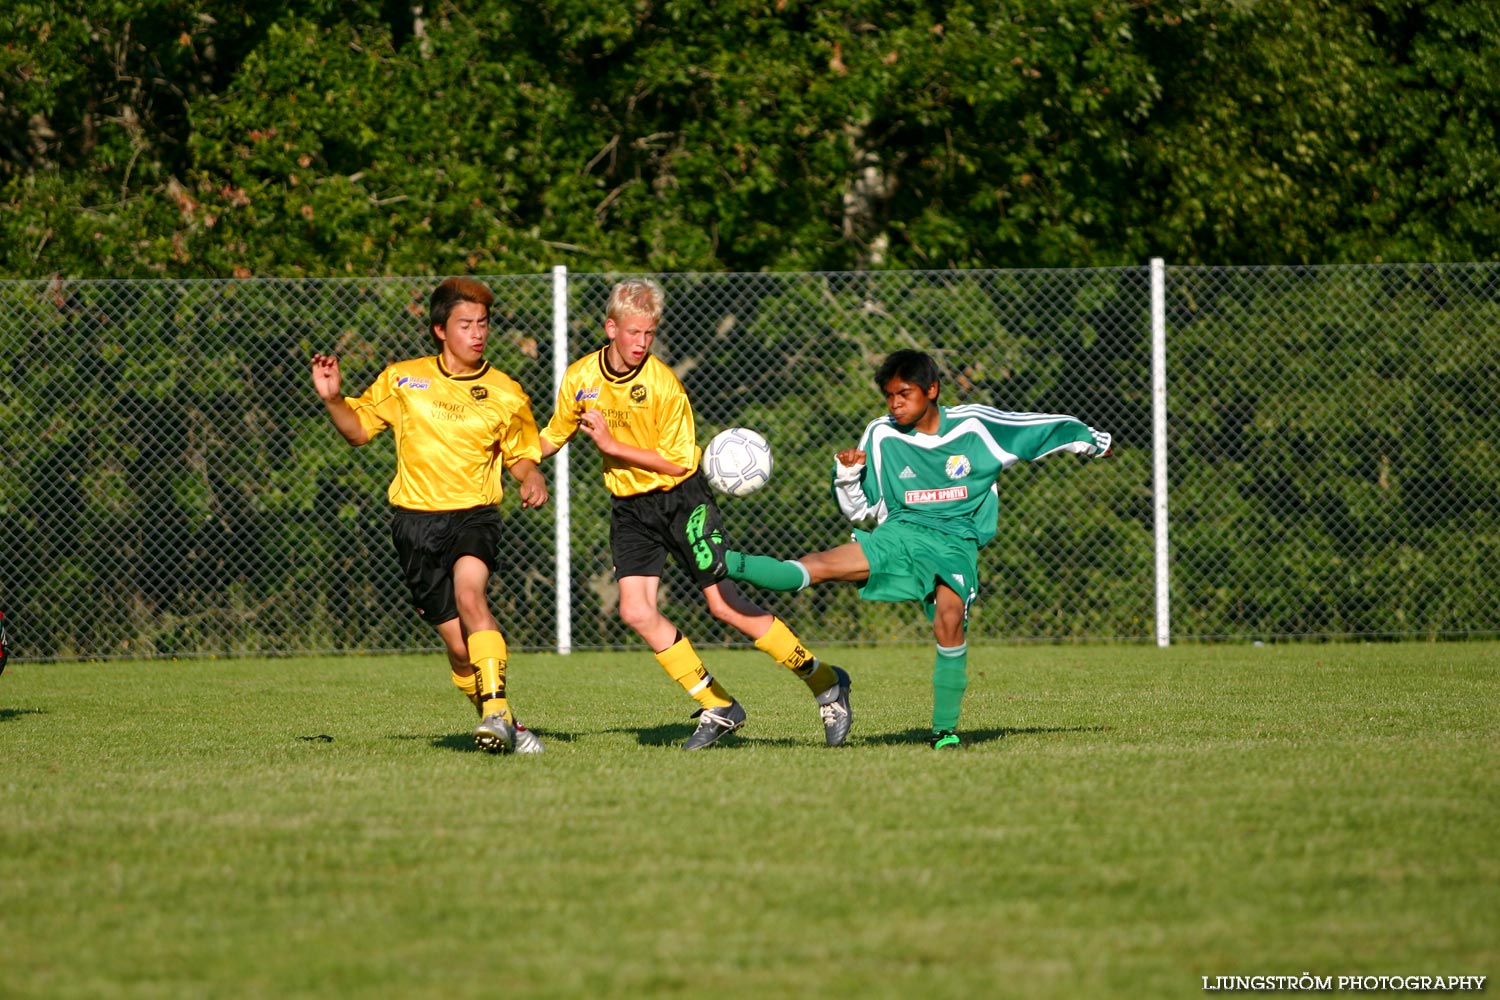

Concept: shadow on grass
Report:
left=603, top=719, right=808, bottom=749
left=861, top=724, right=1110, bottom=748
left=419, top=729, right=579, bottom=753
left=399, top=722, right=1109, bottom=753
left=1, top=707, right=44, bottom=723
left=608, top=720, right=692, bottom=748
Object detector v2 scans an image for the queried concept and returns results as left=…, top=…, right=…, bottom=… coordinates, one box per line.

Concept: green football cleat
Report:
left=929, top=729, right=962, bottom=750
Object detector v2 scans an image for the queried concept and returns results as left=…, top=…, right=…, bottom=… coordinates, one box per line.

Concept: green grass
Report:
left=3, top=642, right=1497, bottom=999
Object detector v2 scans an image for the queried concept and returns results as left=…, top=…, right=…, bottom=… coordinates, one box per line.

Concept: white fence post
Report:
left=1151, top=257, right=1171, bottom=648
left=551, top=265, right=572, bottom=655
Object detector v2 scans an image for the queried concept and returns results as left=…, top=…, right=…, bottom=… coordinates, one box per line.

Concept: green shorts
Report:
left=853, top=521, right=980, bottom=619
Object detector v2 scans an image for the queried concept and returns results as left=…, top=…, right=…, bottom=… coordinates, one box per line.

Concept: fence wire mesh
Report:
left=0, top=265, right=1495, bottom=660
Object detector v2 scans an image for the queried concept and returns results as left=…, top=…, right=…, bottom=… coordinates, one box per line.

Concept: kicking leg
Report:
left=727, top=540, right=871, bottom=590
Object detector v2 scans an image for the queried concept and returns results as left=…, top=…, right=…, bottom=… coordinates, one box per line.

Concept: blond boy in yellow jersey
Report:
left=311, top=278, right=549, bottom=755
left=538, top=279, right=852, bottom=749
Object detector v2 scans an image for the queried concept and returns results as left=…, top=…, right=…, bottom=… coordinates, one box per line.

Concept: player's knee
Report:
left=934, top=616, right=962, bottom=640
left=933, top=616, right=966, bottom=647
left=452, top=591, right=491, bottom=624
left=617, top=598, right=657, bottom=632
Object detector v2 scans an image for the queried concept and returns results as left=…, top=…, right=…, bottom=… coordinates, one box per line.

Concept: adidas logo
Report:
left=899, top=466, right=917, bottom=479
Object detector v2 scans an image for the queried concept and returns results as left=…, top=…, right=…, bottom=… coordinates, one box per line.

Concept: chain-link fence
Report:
left=1, top=265, right=1496, bottom=661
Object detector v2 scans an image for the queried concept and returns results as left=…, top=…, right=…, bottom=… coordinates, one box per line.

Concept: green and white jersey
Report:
left=833, top=404, right=1111, bottom=545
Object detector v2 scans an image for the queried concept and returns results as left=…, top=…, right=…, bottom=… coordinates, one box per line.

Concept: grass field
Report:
left=3, top=641, right=1497, bottom=999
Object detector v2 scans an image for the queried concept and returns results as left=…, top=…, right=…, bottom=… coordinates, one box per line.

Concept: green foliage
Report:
left=3, top=1, right=1498, bottom=278
left=1167, top=265, right=1500, bottom=637
left=0, top=275, right=560, bottom=658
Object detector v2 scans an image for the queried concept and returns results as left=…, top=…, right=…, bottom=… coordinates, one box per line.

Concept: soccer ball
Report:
left=702, top=427, right=774, bottom=498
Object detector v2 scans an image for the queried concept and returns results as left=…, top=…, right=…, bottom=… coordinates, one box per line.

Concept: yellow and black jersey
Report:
left=347, top=355, right=542, bottom=511
left=541, top=347, right=700, bottom=498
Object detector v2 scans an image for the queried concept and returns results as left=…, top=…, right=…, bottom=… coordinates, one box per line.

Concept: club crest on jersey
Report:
left=470, top=386, right=488, bottom=401
left=630, top=385, right=647, bottom=403
left=575, top=387, right=600, bottom=402
left=945, top=454, right=972, bottom=479
left=397, top=376, right=432, bottom=390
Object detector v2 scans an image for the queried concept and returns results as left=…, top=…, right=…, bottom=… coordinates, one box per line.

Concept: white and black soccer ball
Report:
left=702, top=427, right=774, bottom=498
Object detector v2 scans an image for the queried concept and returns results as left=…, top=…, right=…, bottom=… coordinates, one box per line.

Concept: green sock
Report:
left=726, top=550, right=810, bottom=591
left=932, top=642, right=968, bottom=731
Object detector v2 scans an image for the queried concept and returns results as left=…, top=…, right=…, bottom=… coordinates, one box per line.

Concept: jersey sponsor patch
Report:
left=905, top=485, right=969, bottom=504
left=396, top=376, right=432, bottom=390
left=945, top=454, right=972, bottom=479
left=575, top=387, right=600, bottom=402
left=899, top=466, right=917, bottom=479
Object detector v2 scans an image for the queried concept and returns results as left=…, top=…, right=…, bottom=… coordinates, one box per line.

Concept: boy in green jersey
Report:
left=726, top=350, right=1112, bottom=749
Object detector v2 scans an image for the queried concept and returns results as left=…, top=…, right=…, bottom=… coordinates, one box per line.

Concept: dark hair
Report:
left=429, top=278, right=494, bottom=346
left=875, top=349, right=940, bottom=391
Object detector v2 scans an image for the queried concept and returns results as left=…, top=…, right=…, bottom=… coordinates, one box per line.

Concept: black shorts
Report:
left=610, top=472, right=728, bottom=590
left=390, top=506, right=503, bottom=627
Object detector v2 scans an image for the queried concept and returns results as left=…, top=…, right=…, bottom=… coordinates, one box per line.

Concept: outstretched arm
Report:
left=310, top=353, right=369, bottom=446
left=1009, top=419, right=1111, bottom=463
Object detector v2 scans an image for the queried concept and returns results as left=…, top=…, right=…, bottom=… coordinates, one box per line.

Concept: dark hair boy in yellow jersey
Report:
left=311, top=277, right=550, bottom=755
left=538, top=279, right=852, bottom=750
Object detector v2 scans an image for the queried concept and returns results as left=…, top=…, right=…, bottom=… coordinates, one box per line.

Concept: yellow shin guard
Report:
left=468, top=630, right=511, bottom=721
left=655, top=635, right=732, bottom=710
left=756, top=617, right=835, bottom=693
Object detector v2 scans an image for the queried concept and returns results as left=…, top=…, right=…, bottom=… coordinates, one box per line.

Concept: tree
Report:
left=3, top=0, right=1498, bottom=280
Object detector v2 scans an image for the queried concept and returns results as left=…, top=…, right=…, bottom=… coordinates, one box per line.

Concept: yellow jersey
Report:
left=541, top=347, right=700, bottom=497
left=347, top=355, right=542, bottom=511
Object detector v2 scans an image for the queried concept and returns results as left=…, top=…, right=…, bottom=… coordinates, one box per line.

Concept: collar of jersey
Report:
left=887, top=405, right=949, bottom=436
left=595, top=345, right=646, bottom=384
left=435, top=356, right=491, bottom=381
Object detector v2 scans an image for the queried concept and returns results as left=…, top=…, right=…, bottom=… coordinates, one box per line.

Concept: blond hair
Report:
left=606, top=279, right=665, bottom=324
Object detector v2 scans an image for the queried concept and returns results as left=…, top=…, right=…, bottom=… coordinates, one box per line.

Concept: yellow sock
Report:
left=468, top=630, right=511, bottom=722
left=756, top=617, right=836, bottom=693
left=655, top=634, right=733, bottom=710
left=451, top=669, right=482, bottom=715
